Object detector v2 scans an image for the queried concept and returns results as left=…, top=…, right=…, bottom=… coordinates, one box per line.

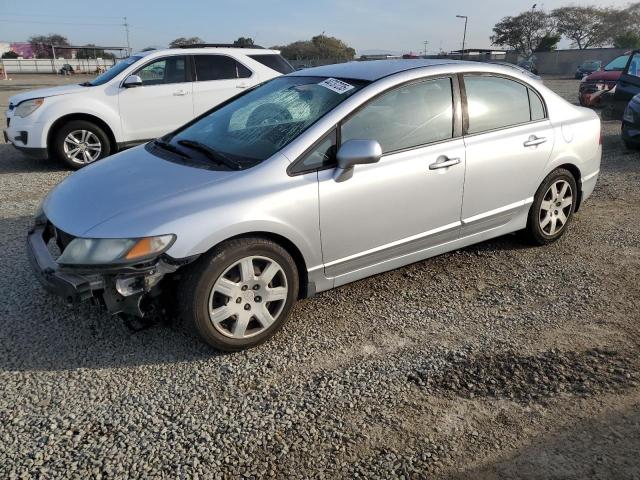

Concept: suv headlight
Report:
left=15, top=98, right=44, bottom=118
left=57, top=234, right=175, bottom=266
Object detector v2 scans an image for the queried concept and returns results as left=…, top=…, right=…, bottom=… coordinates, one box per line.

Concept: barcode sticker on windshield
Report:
left=318, top=78, right=355, bottom=94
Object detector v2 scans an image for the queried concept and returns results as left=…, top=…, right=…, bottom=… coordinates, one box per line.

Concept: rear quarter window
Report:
left=248, top=54, right=295, bottom=74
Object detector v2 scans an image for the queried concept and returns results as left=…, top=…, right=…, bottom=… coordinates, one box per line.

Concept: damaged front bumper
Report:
left=27, top=220, right=194, bottom=317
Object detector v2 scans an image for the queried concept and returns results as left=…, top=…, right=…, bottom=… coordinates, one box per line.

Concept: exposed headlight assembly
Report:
left=57, top=234, right=175, bottom=266
left=15, top=98, right=44, bottom=118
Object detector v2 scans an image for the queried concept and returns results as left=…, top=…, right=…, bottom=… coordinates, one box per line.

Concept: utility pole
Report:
left=423, top=40, right=429, bottom=57
left=456, top=15, right=468, bottom=59
left=123, top=16, right=131, bottom=55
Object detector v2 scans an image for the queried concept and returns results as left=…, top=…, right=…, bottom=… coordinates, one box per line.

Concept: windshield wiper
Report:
left=177, top=139, right=243, bottom=170
left=79, top=81, right=93, bottom=87
left=153, top=139, right=192, bottom=159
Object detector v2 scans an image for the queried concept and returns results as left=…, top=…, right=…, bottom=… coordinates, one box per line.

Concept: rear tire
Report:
left=522, top=168, right=577, bottom=246
left=52, top=120, right=111, bottom=169
left=177, top=237, right=299, bottom=351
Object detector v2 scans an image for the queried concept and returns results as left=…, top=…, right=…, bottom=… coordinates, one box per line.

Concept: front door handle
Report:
left=236, top=83, right=249, bottom=89
left=429, top=156, right=460, bottom=170
left=173, top=90, right=188, bottom=96
left=523, top=135, right=547, bottom=147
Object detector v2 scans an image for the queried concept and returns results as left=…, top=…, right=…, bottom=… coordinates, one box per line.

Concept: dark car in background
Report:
left=575, top=60, right=602, bottom=79
left=579, top=54, right=630, bottom=107
left=621, top=93, right=640, bottom=149
left=517, top=60, right=538, bottom=75
left=602, top=49, right=640, bottom=120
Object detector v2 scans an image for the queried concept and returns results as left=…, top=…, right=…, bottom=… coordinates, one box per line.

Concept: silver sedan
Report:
left=29, top=60, right=602, bottom=351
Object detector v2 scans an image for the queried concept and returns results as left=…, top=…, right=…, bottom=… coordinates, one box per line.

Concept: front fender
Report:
left=37, top=93, right=122, bottom=146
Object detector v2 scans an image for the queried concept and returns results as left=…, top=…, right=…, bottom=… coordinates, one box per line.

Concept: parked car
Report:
left=4, top=45, right=293, bottom=169
left=28, top=60, right=601, bottom=351
left=621, top=93, right=640, bottom=149
left=574, top=60, right=602, bottom=79
left=59, top=64, right=75, bottom=75
left=517, top=60, right=538, bottom=75
left=579, top=54, right=630, bottom=107
left=602, top=49, right=640, bottom=120
left=487, top=61, right=542, bottom=82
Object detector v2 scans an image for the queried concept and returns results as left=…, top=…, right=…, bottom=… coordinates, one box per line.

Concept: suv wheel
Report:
left=523, top=168, right=577, bottom=245
left=178, top=238, right=299, bottom=351
left=53, top=120, right=111, bottom=169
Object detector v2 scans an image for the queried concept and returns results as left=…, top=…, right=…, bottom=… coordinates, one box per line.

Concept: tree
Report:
left=233, top=37, right=255, bottom=47
left=613, top=31, right=640, bottom=49
left=169, top=37, right=204, bottom=48
left=534, top=33, right=561, bottom=52
left=551, top=6, right=609, bottom=49
left=491, top=11, right=554, bottom=55
left=76, top=44, right=115, bottom=59
left=272, top=34, right=355, bottom=61
left=29, top=33, right=70, bottom=58
left=1, top=50, right=19, bottom=59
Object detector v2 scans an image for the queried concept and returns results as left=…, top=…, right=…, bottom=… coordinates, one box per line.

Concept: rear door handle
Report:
left=523, top=135, right=547, bottom=147
left=236, top=83, right=249, bottom=89
left=429, top=156, right=460, bottom=170
left=173, top=90, right=188, bottom=96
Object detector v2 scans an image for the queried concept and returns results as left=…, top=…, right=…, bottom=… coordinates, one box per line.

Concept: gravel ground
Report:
left=0, top=75, right=639, bottom=479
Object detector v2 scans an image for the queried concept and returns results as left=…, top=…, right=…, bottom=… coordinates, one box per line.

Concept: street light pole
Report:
left=456, top=15, right=468, bottom=59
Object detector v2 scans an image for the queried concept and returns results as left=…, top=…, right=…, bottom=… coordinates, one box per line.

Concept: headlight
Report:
left=15, top=98, right=44, bottom=118
left=57, top=234, right=175, bottom=265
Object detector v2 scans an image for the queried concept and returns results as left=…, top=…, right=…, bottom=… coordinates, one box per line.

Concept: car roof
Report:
left=288, top=59, right=476, bottom=81
left=133, top=47, right=280, bottom=57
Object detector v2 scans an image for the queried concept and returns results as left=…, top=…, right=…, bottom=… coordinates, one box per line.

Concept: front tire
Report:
left=522, top=168, right=577, bottom=245
left=178, top=238, right=299, bottom=351
left=52, top=120, right=111, bottom=169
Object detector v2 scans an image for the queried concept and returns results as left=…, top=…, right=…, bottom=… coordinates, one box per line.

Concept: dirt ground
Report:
left=0, top=74, right=639, bottom=479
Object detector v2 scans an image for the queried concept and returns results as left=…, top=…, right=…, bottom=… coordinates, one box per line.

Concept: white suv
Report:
left=3, top=45, right=293, bottom=168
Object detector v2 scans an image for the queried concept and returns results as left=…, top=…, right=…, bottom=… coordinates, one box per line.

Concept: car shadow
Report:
left=0, top=215, right=217, bottom=372
left=445, top=404, right=640, bottom=480
left=0, top=143, right=66, bottom=174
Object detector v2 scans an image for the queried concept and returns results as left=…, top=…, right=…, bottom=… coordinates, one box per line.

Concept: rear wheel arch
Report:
left=555, top=163, right=582, bottom=211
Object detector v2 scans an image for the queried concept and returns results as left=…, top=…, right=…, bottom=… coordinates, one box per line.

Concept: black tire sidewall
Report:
left=527, top=168, right=578, bottom=245
left=53, top=120, right=111, bottom=169
left=181, top=238, right=299, bottom=351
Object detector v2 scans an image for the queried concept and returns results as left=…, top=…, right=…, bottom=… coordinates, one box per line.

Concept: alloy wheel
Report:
left=539, top=179, right=573, bottom=236
left=208, top=256, right=288, bottom=339
left=63, top=130, right=102, bottom=165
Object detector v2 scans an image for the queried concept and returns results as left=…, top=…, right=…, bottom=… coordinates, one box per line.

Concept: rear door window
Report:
left=464, top=75, right=531, bottom=134
left=194, top=55, right=252, bottom=81
left=248, top=54, right=295, bottom=74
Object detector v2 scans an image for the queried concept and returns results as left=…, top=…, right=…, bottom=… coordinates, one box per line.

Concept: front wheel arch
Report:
left=47, top=113, right=117, bottom=158
left=198, top=232, right=310, bottom=299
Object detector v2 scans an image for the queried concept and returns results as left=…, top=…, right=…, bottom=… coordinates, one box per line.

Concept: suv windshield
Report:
left=605, top=55, right=629, bottom=71
left=86, top=56, right=142, bottom=86
left=165, top=76, right=367, bottom=168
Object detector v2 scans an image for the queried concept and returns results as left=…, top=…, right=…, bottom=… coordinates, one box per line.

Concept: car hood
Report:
left=43, top=145, right=234, bottom=237
left=9, top=83, right=89, bottom=106
left=584, top=70, right=621, bottom=82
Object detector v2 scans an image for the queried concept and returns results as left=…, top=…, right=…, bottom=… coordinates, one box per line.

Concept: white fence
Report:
left=0, top=57, right=116, bottom=74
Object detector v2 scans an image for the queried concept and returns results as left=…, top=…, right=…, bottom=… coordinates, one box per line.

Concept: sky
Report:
left=0, top=0, right=634, bottom=54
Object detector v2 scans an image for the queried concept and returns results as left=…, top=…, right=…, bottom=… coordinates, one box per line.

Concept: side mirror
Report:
left=123, top=75, right=143, bottom=88
left=333, top=139, right=382, bottom=182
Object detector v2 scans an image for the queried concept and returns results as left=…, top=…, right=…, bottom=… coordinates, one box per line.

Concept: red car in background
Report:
left=579, top=54, right=630, bottom=107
